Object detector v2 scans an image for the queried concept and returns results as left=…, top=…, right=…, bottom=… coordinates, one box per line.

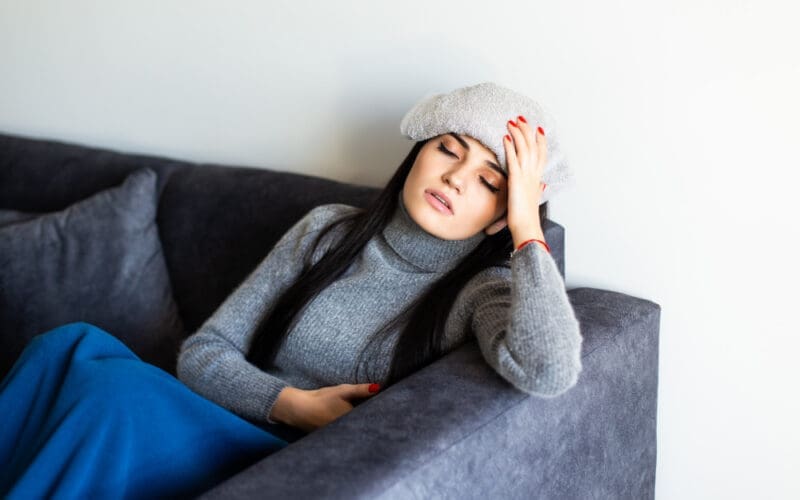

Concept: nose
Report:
left=443, top=166, right=465, bottom=193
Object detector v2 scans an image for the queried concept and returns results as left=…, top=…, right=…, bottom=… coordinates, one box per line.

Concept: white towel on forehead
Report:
left=399, top=81, right=574, bottom=205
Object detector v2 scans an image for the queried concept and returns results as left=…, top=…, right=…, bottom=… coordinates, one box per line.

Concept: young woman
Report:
left=0, top=82, right=582, bottom=498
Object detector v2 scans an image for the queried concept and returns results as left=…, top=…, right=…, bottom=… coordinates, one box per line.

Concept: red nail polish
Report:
left=537, top=126, right=545, bottom=136
left=508, top=119, right=518, bottom=128
left=504, top=134, right=511, bottom=142
left=518, top=115, right=527, bottom=123
left=369, top=383, right=380, bottom=393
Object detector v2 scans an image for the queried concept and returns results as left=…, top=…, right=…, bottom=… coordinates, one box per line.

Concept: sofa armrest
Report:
left=199, top=287, right=661, bottom=499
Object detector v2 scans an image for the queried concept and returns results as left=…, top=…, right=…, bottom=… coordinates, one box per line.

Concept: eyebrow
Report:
left=447, top=133, right=507, bottom=180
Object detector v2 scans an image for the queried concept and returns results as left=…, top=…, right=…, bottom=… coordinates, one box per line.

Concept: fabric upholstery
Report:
left=0, top=132, right=565, bottom=334
left=0, top=167, right=185, bottom=377
left=0, top=130, right=659, bottom=499
left=199, top=287, right=660, bottom=499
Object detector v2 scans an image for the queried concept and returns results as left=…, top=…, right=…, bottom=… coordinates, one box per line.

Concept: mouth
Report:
left=424, top=189, right=454, bottom=215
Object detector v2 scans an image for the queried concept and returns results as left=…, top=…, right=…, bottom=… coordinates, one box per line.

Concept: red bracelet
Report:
left=510, top=238, right=550, bottom=258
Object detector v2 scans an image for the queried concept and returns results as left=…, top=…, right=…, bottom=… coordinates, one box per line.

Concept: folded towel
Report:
left=400, top=81, right=575, bottom=204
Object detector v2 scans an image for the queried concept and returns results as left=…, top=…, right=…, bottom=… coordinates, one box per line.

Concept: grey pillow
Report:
left=0, top=167, right=185, bottom=379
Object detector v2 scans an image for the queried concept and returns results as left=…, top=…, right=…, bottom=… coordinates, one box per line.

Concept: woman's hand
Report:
left=271, top=383, right=380, bottom=432
left=503, top=116, right=547, bottom=240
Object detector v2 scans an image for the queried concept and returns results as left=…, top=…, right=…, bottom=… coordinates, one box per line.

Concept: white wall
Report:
left=1, top=1, right=797, bottom=498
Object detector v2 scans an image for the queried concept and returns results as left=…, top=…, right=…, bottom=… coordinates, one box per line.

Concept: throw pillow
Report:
left=0, top=167, right=185, bottom=379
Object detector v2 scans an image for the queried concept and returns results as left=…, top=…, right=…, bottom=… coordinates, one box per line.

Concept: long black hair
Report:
left=246, top=138, right=548, bottom=387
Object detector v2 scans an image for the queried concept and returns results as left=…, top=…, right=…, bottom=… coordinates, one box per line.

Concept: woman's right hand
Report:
left=270, top=383, right=381, bottom=432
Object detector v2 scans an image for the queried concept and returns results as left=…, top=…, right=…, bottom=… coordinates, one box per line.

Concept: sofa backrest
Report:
left=0, top=131, right=565, bottom=334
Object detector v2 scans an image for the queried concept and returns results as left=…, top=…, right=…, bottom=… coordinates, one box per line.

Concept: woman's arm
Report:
left=454, top=111, right=581, bottom=395
left=176, top=204, right=351, bottom=424
left=444, top=240, right=583, bottom=397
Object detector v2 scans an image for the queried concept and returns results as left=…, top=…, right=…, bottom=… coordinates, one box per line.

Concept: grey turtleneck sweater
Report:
left=177, top=192, right=583, bottom=425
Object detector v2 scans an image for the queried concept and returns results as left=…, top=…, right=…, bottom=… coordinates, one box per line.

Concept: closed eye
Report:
left=438, top=141, right=501, bottom=194
left=437, top=141, right=458, bottom=158
left=480, top=176, right=501, bottom=193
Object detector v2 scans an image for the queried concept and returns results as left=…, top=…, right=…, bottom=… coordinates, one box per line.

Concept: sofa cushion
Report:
left=0, top=209, right=38, bottom=226
left=0, top=167, right=185, bottom=379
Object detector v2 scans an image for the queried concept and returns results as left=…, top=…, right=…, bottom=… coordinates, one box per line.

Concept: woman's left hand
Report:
left=503, top=116, right=547, bottom=237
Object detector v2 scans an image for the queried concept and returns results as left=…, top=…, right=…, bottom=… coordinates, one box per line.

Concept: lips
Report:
left=425, top=189, right=454, bottom=215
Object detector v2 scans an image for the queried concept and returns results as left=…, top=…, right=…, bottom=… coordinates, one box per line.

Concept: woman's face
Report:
left=402, top=133, right=509, bottom=240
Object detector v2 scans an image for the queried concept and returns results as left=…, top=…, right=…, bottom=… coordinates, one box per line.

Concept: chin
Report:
left=407, top=206, right=441, bottom=236
left=405, top=190, right=462, bottom=239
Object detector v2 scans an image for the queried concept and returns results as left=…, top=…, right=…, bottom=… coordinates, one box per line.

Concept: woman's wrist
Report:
left=510, top=225, right=550, bottom=256
left=517, top=239, right=550, bottom=253
left=511, top=225, right=545, bottom=250
left=269, top=386, right=302, bottom=425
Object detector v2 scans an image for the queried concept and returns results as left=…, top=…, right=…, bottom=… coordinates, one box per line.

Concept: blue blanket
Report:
left=0, top=322, right=288, bottom=498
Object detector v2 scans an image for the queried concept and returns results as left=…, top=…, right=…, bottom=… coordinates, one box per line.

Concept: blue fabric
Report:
left=0, top=322, right=289, bottom=499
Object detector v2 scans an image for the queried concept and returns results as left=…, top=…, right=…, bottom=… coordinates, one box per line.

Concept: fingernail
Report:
left=518, top=115, right=527, bottom=123
left=537, top=126, right=545, bottom=136
left=369, top=383, right=380, bottom=393
left=504, top=134, right=511, bottom=142
left=508, top=119, right=518, bottom=128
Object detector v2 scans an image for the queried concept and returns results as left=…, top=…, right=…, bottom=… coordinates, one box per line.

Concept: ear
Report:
left=484, top=214, right=508, bottom=236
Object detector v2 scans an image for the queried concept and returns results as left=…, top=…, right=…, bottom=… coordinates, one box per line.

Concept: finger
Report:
left=345, top=382, right=380, bottom=399
left=503, top=133, right=519, bottom=171
left=506, top=119, right=528, bottom=167
left=515, top=115, right=535, bottom=152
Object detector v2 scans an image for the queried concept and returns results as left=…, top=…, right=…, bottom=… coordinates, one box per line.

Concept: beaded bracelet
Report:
left=509, top=238, right=550, bottom=258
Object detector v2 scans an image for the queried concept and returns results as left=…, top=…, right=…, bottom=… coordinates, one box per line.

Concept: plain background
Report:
left=1, top=1, right=797, bottom=498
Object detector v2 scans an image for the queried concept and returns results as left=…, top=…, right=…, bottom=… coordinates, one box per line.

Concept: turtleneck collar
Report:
left=381, top=191, right=485, bottom=273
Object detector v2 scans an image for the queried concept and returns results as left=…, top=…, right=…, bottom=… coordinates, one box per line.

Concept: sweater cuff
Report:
left=510, top=237, right=544, bottom=259
left=263, top=379, right=292, bottom=425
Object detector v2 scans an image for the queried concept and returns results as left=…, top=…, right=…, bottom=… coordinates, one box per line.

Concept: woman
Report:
left=0, top=81, right=582, bottom=498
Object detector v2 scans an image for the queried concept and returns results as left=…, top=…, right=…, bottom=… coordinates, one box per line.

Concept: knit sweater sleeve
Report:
left=176, top=204, right=353, bottom=425
left=444, top=241, right=584, bottom=397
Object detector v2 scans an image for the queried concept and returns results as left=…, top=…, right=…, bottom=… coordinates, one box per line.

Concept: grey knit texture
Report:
left=177, top=192, right=583, bottom=425
left=399, top=81, right=575, bottom=205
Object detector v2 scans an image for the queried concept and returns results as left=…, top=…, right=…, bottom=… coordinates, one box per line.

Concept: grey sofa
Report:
left=0, top=131, right=660, bottom=499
